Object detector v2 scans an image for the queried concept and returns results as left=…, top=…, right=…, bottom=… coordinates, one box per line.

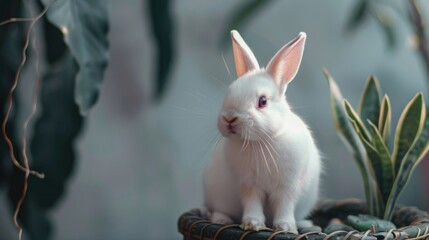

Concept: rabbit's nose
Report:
left=223, top=116, right=238, bottom=124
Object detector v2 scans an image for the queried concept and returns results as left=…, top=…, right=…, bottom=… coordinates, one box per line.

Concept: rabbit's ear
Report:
left=231, top=30, right=260, bottom=78
left=266, top=32, right=306, bottom=93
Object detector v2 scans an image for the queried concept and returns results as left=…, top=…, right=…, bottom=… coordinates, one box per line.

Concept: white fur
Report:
left=203, top=31, right=321, bottom=233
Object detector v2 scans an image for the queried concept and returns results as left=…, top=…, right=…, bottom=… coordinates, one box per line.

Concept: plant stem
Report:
left=408, top=0, right=429, bottom=82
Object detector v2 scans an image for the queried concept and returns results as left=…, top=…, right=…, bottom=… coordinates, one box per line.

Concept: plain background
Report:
left=1, top=0, right=429, bottom=239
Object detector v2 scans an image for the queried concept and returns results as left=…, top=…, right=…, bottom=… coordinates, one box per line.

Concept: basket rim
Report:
left=178, top=198, right=429, bottom=240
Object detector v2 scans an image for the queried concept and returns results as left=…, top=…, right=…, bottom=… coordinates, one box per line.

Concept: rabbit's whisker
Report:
left=257, top=141, right=271, bottom=175
left=260, top=137, right=279, bottom=174
left=221, top=52, right=232, bottom=81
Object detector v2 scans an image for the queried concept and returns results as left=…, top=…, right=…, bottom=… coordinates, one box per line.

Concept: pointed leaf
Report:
left=41, top=0, right=109, bottom=115
left=345, top=0, right=369, bottom=32
left=221, top=0, right=273, bottom=46
left=323, top=69, right=374, bottom=214
left=385, top=105, right=429, bottom=220
left=358, top=75, right=381, bottom=130
left=374, top=11, right=396, bottom=49
left=378, top=95, right=391, bottom=145
left=368, top=121, right=394, bottom=205
left=392, top=94, right=425, bottom=175
left=147, top=0, right=175, bottom=100
left=350, top=120, right=383, bottom=217
left=344, top=100, right=370, bottom=141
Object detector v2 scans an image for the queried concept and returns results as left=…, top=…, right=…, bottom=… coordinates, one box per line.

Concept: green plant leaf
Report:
left=323, top=69, right=375, bottom=214
left=29, top=52, right=83, bottom=209
left=222, top=0, right=273, bottom=46
left=378, top=95, right=391, bottom=145
left=348, top=214, right=396, bottom=232
left=345, top=0, right=369, bottom=32
left=0, top=0, right=24, bottom=183
left=349, top=120, right=383, bottom=217
left=374, top=11, right=396, bottom=49
left=40, top=5, right=67, bottom=64
left=392, top=94, right=425, bottom=175
left=147, top=0, right=175, bottom=100
left=367, top=121, right=393, bottom=206
left=384, top=103, right=429, bottom=220
left=0, top=3, right=51, bottom=239
left=344, top=100, right=370, bottom=141
left=358, top=75, right=381, bottom=130
left=41, top=0, right=109, bottom=115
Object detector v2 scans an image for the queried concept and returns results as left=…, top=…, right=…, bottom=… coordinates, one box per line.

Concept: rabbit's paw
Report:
left=241, top=216, right=266, bottom=231
left=274, top=220, right=298, bottom=234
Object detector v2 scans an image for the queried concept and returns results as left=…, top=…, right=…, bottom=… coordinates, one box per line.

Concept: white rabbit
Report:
left=203, top=30, right=321, bottom=233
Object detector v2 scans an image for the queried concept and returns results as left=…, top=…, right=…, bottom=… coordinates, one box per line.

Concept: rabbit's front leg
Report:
left=240, top=185, right=266, bottom=231
left=271, top=188, right=298, bottom=234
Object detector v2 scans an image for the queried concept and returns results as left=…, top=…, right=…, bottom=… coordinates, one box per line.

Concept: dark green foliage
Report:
left=10, top=52, right=84, bottom=240
left=41, top=0, right=110, bottom=115
left=0, top=1, right=102, bottom=239
left=0, top=1, right=52, bottom=239
left=39, top=2, right=66, bottom=64
left=29, top=52, right=83, bottom=209
left=0, top=0, right=24, bottom=187
left=147, top=0, right=175, bottom=100
left=0, top=0, right=177, bottom=239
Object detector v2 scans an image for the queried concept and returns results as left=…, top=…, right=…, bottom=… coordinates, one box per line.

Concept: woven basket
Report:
left=178, top=199, right=429, bottom=240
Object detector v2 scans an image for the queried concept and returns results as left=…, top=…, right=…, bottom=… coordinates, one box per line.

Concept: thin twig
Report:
left=11, top=1, right=47, bottom=238
left=0, top=1, right=56, bottom=180
left=408, top=0, right=429, bottom=83
left=0, top=17, right=35, bottom=26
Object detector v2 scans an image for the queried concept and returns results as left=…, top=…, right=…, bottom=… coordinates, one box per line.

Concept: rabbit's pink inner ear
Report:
left=231, top=30, right=260, bottom=78
left=266, top=32, right=306, bottom=92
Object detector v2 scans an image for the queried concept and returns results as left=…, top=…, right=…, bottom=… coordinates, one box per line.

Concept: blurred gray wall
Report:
left=3, top=0, right=429, bottom=239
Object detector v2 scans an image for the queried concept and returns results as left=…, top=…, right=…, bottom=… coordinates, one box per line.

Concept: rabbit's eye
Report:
left=258, top=95, right=267, bottom=108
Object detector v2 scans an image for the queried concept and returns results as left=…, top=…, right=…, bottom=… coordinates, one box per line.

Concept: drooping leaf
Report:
left=345, top=0, right=369, bottom=32
left=367, top=121, right=393, bottom=206
left=29, top=52, right=83, bottom=209
left=344, top=100, right=370, bottom=141
left=392, top=94, right=425, bottom=175
left=348, top=215, right=396, bottom=232
left=374, top=11, right=396, bottom=49
left=378, top=95, right=391, bottom=145
left=222, top=0, right=273, bottom=46
left=384, top=105, right=429, bottom=220
left=147, top=0, right=175, bottom=100
left=358, top=75, right=381, bottom=129
left=41, top=0, right=109, bottom=115
left=323, top=69, right=374, bottom=214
